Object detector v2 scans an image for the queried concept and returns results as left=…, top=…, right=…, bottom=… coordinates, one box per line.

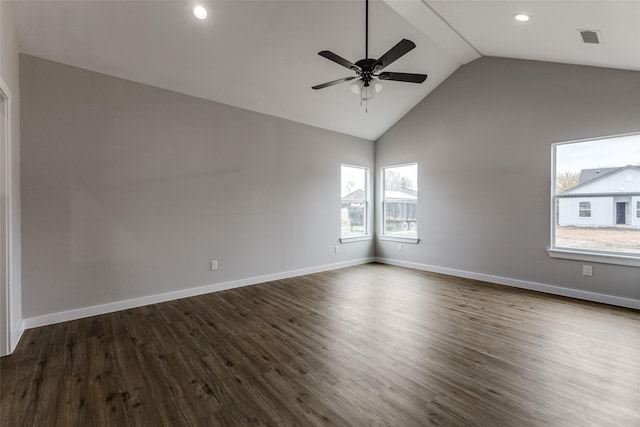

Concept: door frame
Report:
left=0, top=76, right=12, bottom=356
left=616, top=202, right=627, bottom=225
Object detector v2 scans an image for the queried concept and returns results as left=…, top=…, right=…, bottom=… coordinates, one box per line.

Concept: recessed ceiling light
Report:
left=515, top=14, right=530, bottom=22
left=193, top=5, right=208, bottom=20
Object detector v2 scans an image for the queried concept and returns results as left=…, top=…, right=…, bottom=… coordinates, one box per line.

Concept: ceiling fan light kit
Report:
left=312, top=0, right=427, bottom=109
left=350, top=79, right=383, bottom=95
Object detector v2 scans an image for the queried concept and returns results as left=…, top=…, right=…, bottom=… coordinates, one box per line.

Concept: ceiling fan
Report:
left=312, top=0, right=427, bottom=105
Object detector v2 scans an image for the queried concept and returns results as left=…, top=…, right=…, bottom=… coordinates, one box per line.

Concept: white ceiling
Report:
left=428, top=1, right=640, bottom=72
left=10, top=1, right=640, bottom=140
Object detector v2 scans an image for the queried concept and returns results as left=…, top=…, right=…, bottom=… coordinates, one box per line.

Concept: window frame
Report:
left=340, top=164, right=371, bottom=243
left=578, top=201, right=592, bottom=218
left=380, top=163, right=419, bottom=244
left=548, top=133, right=640, bottom=267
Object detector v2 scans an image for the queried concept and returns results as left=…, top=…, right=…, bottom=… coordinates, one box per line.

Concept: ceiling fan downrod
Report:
left=365, top=0, right=369, bottom=60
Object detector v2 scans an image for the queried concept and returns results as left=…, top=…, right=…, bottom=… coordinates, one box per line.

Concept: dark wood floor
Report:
left=2, top=263, right=639, bottom=426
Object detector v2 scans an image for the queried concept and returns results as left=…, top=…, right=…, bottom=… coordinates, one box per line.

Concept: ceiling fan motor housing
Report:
left=354, top=58, right=379, bottom=85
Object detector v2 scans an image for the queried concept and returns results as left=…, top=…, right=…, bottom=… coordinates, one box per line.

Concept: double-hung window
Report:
left=341, top=165, right=369, bottom=239
left=578, top=202, right=592, bottom=218
left=382, top=164, right=418, bottom=240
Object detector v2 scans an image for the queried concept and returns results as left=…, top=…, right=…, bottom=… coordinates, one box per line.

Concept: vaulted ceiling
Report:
left=11, top=1, right=640, bottom=140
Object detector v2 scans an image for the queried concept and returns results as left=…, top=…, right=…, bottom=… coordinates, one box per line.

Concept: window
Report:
left=341, top=165, right=368, bottom=237
left=382, top=164, right=418, bottom=238
left=550, top=133, right=640, bottom=266
left=578, top=202, right=591, bottom=218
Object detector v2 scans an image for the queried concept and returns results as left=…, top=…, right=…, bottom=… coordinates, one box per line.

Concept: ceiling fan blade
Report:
left=318, top=51, right=361, bottom=71
left=312, top=76, right=357, bottom=90
left=372, top=39, right=416, bottom=71
left=378, top=72, right=427, bottom=84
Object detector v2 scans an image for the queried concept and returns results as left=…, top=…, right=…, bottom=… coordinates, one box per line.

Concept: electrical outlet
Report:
left=211, top=260, right=218, bottom=270
left=335, top=245, right=340, bottom=254
left=582, top=265, right=593, bottom=277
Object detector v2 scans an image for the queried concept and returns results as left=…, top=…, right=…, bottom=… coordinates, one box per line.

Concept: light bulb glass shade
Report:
left=350, top=80, right=362, bottom=94
left=349, top=79, right=382, bottom=97
left=372, top=79, right=383, bottom=93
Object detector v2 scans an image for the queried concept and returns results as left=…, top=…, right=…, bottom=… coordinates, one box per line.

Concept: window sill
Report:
left=340, top=235, right=372, bottom=244
left=378, top=235, right=420, bottom=244
left=547, top=248, right=640, bottom=268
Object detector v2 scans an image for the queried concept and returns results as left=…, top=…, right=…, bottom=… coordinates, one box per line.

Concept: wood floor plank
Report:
left=2, top=263, right=640, bottom=426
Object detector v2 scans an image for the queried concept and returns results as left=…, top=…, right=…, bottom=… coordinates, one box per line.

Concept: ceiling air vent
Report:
left=578, top=30, right=602, bottom=44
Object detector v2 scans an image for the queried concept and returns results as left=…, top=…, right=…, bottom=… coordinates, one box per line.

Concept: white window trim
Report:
left=549, top=133, right=640, bottom=268
left=381, top=163, right=419, bottom=241
left=341, top=164, right=370, bottom=239
left=378, top=235, right=420, bottom=244
left=340, top=235, right=373, bottom=244
left=547, top=248, right=640, bottom=268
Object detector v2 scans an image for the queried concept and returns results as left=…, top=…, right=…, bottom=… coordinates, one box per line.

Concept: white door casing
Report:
left=0, top=76, right=12, bottom=356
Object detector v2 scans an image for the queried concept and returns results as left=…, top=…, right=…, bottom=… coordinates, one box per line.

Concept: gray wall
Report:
left=1, top=0, right=22, bottom=353
left=21, top=55, right=374, bottom=319
left=376, top=57, right=640, bottom=302
left=19, top=53, right=640, bottom=322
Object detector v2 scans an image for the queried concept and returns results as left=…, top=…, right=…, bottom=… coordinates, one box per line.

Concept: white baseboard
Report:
left=10, top=319, right=24, bottom=352
left=23, top=257, right=375, bottom=330
left=376, top=257, right=640, bottom=311
left=21, top=255, right=638, bottom=333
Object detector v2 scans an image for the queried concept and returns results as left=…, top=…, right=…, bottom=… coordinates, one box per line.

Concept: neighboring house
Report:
left=385, top=186, right=418, bottom=231
left=341, top=186, right=419, bottom=232
left=558, top=165, right=640, bottom=227
left=341, top=188, right=366, bottom=231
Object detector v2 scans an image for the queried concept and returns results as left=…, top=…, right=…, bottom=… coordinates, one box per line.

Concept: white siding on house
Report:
left=568, top=168, right=640, bottom=194
left=558, top=197, right=614, bottom=227
left=559, top=167, right=640, bottom=227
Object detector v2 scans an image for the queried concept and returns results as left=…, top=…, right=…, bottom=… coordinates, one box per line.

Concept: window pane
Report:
left=578, top=201, right=591, bottom=217
left=553, top=134, right=640, bottom=255
left=383, top=164, right=417, bottom=237
left=341, top=165, right=367, bottom=236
